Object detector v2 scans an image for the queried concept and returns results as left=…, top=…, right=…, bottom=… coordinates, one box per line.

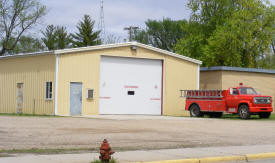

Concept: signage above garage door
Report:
left=99, top=56, right=163, bottom=115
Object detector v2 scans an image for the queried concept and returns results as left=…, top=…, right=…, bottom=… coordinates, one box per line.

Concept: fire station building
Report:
left=200, top=66, right=275, bottom=110
left=0, top=42, right=201, bottom=116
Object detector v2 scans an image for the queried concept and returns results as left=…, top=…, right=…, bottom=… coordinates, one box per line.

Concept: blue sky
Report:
left=39, top=0, right=275, bottom=41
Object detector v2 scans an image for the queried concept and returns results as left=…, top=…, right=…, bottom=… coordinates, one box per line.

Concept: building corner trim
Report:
left=197, top=65, right=200, bottom=90
left=54, top=54, right=59, bottom=115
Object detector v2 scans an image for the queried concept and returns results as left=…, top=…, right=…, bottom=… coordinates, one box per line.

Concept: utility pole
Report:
left=99, top=0, right=105, bottom=43
left=124, top=26, right=139, bottom=42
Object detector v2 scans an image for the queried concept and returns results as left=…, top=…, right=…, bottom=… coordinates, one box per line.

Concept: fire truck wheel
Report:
left=238, top=105, right=250, bottom=119
left=259, top=112, right=271, bottom=119
left=190, top=104, right=202, bottom=117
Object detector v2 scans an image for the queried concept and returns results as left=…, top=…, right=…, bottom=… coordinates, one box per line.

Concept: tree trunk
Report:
left=0, top=48, right=6, bottom=56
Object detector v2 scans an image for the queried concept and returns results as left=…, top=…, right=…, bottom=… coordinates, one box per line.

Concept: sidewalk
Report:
left=1, top=144, right=275, bottom=163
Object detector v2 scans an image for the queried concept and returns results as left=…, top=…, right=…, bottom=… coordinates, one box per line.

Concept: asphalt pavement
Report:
left=1, top=144, right=275, bottom=163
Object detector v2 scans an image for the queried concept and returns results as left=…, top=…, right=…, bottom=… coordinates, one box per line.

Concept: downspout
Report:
left=54, top=53, right=59, bottom=115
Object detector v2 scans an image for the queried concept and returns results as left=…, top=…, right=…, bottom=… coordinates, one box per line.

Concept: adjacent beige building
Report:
left=200, top=67, right=275, bottom=109
left=0, top=42, right=201, bottom=116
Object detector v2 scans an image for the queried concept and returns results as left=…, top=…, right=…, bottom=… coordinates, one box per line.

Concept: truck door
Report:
left=226, top=88, right=240, bottom=113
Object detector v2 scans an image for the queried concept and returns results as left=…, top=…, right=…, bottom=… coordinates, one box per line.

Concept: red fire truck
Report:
left=182, top=83, right=273, bottom=119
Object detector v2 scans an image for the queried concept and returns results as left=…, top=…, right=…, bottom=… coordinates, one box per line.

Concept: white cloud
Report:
left=39, top=0, right=275, bottom=40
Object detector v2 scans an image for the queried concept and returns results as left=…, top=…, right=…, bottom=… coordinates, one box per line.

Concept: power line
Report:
left=124, top=26, right=139, bottom=42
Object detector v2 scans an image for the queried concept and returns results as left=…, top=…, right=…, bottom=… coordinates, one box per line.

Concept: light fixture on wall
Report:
left=131, top=45, right=137, bottom=51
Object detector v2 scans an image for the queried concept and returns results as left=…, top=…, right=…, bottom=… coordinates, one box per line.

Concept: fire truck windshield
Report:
left=239, top=87, right=258, bottom=95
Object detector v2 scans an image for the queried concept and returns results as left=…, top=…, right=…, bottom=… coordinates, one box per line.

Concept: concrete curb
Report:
left=139, top=152, right=275, bottom=163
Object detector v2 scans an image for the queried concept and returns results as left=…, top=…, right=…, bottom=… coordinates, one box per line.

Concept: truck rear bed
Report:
left=181, top=90, right=227, bottom=112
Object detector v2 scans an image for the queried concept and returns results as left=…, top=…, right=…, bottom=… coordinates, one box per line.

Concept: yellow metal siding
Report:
left=200, top=71, right=222, bottom=89
left=164, top=57, right=198, bottom=116
left=221, top=71, right=275, bottom=110
left=0, top=55, right=55, bottom=115
left=57, top=46, right=198, bottom=116
left=57, top=51, right=100, bottom=115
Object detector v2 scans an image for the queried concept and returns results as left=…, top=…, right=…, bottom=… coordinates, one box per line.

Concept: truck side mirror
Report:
left=230, top=88, right=233, bottom=95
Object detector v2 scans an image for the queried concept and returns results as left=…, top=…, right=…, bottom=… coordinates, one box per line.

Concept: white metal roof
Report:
left=0, top=42, right=202, bottom=65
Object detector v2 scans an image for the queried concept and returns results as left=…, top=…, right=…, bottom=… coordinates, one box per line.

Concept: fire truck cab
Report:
left=182, top=83, right=273, bottom=119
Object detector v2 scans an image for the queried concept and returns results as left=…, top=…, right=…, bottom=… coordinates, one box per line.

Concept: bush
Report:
left=91, top=158, right=117, bottom=163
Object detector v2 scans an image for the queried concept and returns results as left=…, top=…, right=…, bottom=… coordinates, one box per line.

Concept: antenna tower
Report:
left=99, top=0, right=105, bottom=43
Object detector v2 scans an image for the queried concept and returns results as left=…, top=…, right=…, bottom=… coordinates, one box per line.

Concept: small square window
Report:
left=233, top=88, right=239, bottom=95
left=87, top=89, right=94, bottom=99
left=128, top=91, right=135, bottom=95
left=46, top=82, right=53, bottom=100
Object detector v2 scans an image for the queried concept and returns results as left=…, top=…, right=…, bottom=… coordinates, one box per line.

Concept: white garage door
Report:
left=99, top=56, right=163, bottom=115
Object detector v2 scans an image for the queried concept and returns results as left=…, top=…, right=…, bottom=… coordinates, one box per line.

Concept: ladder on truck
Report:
left=180, top=90, right=223, bottom=98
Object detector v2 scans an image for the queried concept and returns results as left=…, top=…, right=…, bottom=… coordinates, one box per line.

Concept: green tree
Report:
left=55, top=26, right=72, bottom=49
left=204, top=0, right=274, bottom=67
left=175, top=0, right=275, bottom=68
left=14, top=35, right=44, bottom=53
left=133, top=29, right=150, bottom=45
left=175, top=0, right=237, bottom=61
left=272, top=36, right=275, bottom=54
left=41, top=25, right=56, bottom=50
left=174, top=21, right=205, bottom=60
left=257, top=53, right=275, bottom=69
left=72, top=15, right=101, bottom=47
left=134, top=18, right=188, bottom=52
left=272, top=55, right=275, bottom=68
left=0, top=0, right=46, bottom=55
left=41, top=25, right=72, bottom=50
left=1, top=35, right=45, bottom=54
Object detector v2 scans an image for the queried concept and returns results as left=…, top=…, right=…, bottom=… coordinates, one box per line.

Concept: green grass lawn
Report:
left=91, top=158, right=117, bottom=163
left=0, top=113, right=61, bottom=118
left=1, top=147, right=98, bottom=154
left=216, top=113, right=275, bottom=120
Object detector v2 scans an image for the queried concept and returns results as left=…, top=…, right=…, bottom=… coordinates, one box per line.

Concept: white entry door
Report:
left=70, top=82, right=82, bottom=115
left=99, top=56, right=162, bottom=115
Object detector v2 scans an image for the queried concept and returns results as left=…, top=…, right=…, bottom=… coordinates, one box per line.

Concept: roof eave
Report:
left=0, top=51, right=54, bottom=59
left=201, top=66, right=275, bottom=74
left=135, top=43, right=202, bottom=65
left=0, top=42, right=202, bottom=65
left=55, top=42, right=202, bottom=65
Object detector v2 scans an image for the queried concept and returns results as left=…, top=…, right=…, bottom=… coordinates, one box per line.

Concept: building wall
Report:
left=200, top=71, right=222, bottom=90
left=200, top=70, right=275, bottom=110
left=0, top=55, right=56, bottom=115
left=221, top=71, right=275, bottom=110
left=164, top=56, right=198, bottom=116
left=57, top=46, right=199, bottom=116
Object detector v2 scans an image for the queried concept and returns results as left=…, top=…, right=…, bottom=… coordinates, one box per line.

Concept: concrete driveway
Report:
left=0, top=115, right=275, bottom=152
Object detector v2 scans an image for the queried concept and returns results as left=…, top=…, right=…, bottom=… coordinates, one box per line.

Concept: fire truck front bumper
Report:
left=249, top=106, right=273, bottom=113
